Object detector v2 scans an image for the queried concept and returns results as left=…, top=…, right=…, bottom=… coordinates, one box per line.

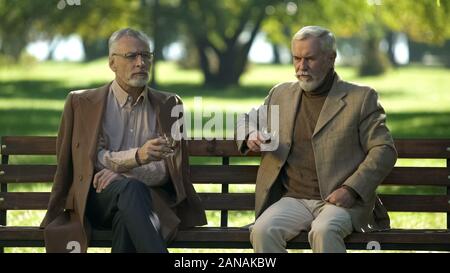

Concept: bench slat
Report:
left=190, top=165, right=258, bottom=184
left=2, top=165, right=448, bottom=187
left=381, top=195, right=450, bottom=212
left=383, top=167, right=450, bottom=186
left=4, top=137, right=450, bottom=158
left=2, top=227, right=450, bottom=250
left=394, top=139, right=450, bottom=159
left=187, top=140, right=257, bottom=157
left=188, top=139, right=450, bottom=158
left=1, top=136, right=56, bottom=155
left=0, top=192, right=256, bottom=211
left=0, top=165, right=55, bottom=183
left=0, top=192, right=49, bottom=210
left=1, top=192, right=449, bottom=212
left=190, top=165, right=450, bottom=186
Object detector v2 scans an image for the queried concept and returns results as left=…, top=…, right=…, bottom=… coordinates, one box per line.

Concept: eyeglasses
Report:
left=112, top=51, right=154, bottom=62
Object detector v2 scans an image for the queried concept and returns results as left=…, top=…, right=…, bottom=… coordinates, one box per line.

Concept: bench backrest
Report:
left=1, top=136, right=450, bottom=229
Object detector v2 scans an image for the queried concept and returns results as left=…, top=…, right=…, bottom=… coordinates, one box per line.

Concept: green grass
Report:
left=1, top=60, right=450, bottom=253
left=2, top=61, right=450, bottom=137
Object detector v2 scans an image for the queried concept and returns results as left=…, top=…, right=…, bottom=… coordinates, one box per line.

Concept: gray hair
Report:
left=292, top=26, right=336, bottom=53
left=108, top=28, right=151, bottom=55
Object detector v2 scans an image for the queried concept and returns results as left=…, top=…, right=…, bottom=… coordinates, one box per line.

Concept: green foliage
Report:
left=262, top=0, right=449, bottom=76
left=381, top=0, right=450, bottom=44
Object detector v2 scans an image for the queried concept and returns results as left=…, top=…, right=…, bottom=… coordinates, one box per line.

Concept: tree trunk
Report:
left=82, top=38, right=108, bottom=62
left=386, top=31, right=399, bottom=67
left=359, top=35, right=390, bottom=76
left=272, top=43, right=281, bottom=64
left=150, top=0, right=160, bottom=88
left=2, top=35, right=27, bottom=62
left=183, top=0, right=275, bottom=88
left=201, top=2, right=270, bottom=87
left=196, top=39, right=216, bottom=85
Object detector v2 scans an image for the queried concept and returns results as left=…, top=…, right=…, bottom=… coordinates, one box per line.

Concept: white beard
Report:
left=298, top=72, right=327, bottom=92
left=298, top=80, right=321, bottom=92
left=128, top=77, right=148, bottom=87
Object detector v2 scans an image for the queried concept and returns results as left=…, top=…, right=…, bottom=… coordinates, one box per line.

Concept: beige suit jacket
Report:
left=237, top=75, right=397, bottom=232
left=40, top=82, right=206, bottom=252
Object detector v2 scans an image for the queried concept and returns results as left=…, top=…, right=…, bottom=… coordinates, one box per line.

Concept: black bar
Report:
left=1, top=154, right=8, bottom=254
left=447, top=158, right=450, bottom=230
left=220, top=157, right=229, bottom=228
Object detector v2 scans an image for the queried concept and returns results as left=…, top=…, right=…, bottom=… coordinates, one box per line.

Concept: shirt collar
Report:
left=111, top=80, right=148, bottom=108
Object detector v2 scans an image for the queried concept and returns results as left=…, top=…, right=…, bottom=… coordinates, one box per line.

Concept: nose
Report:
left=135, top=55, right=146, bottom=67
left=298, top=59, right=308, bottom=70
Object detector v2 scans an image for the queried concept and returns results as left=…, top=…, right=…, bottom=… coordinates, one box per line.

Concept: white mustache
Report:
left=296, top=71, right=310, bottom=76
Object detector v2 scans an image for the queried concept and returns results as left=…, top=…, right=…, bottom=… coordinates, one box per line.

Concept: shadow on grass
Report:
left=158, top=83, right=272, bottom=100
left=0, top=80, right=108, bottom=100
left=0, top=108, right=61, bottom=136
left=0, top=80, right=270, bottom=101
left=388, top=112, right=450, bottom=138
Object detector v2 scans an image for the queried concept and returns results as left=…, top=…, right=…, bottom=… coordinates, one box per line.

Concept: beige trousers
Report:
left=250, top=197, right=353, bottom=253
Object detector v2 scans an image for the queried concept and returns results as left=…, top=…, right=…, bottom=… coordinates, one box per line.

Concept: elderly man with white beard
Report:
left=236, top=26, right=397, bottom=253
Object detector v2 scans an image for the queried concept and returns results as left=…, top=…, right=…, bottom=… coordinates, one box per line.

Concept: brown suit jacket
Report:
left=40, top=82, right=207, bottom=252
left=237, top=75, right=397, bottom=232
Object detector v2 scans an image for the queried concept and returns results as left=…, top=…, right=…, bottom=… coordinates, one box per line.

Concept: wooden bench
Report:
left=1, top=136, right=450, bottom=252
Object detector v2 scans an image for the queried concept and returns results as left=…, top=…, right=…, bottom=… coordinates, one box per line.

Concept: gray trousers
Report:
left=250, top=197, right=353, bottom=253
left=86, top=177, right=168, bottom=253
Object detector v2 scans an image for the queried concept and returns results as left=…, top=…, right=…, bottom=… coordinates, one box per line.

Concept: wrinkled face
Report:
left=292, top=37, right=335, bottom=92
left=109, top=36, right=151, bottom=89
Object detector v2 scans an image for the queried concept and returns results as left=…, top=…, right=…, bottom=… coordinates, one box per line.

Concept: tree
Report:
left=2, top=0, right=448, bottom=83
left=0, top=0, right=134, bottom=61
left=136, top=0, right=182, bottom=87
left=381, top=0, right=450, bottom=44
left=0, top=1, right=56, bottom=61
left=179, top=0, right=278, bottom=87
left=262, top=0, right=369, bottom=48
left=262, top=0, right=450, bottom=76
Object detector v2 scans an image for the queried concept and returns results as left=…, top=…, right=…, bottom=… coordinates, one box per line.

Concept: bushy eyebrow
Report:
left=292, top=53, right=317, bottom=59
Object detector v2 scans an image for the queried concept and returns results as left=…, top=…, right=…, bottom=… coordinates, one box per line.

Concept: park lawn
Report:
left=1, top=60, right=449, bottom=253
left=2, top=61, right=450, bottom=137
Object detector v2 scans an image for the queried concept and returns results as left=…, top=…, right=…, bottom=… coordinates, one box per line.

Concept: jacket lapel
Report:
left=147, top=89, right=187, bottom=203
left=282, top=83, right=302, bottom=142
left=79, top=83, right=110, bottom=161
left=147, top=87, right=164, bottom=135
left=312, top=76, right=347, bottom=138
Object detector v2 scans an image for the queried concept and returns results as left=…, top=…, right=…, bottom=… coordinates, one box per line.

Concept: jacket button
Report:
left=79, top=175, right=83, bottom=181
left=76, top=142, right=80, bottom=148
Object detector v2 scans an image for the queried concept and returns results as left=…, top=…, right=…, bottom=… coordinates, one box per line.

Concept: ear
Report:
left=330, top=51, right=337, bottom=62
left=328, top=51, right=337, bottom=67
left=109, top=56, right=117, bottom=72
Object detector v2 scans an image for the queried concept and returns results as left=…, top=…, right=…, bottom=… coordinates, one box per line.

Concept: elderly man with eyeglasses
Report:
left=40, top=28, right=207, bottom=253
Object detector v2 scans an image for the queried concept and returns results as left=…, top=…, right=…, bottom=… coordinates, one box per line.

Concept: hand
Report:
left=325, top=187, right=356, bottom=208
left=137, top=137, right=173, bottom=164
left=93, top=169, right=122, bottom=193
left=246, top=131, right=270, bottom=152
